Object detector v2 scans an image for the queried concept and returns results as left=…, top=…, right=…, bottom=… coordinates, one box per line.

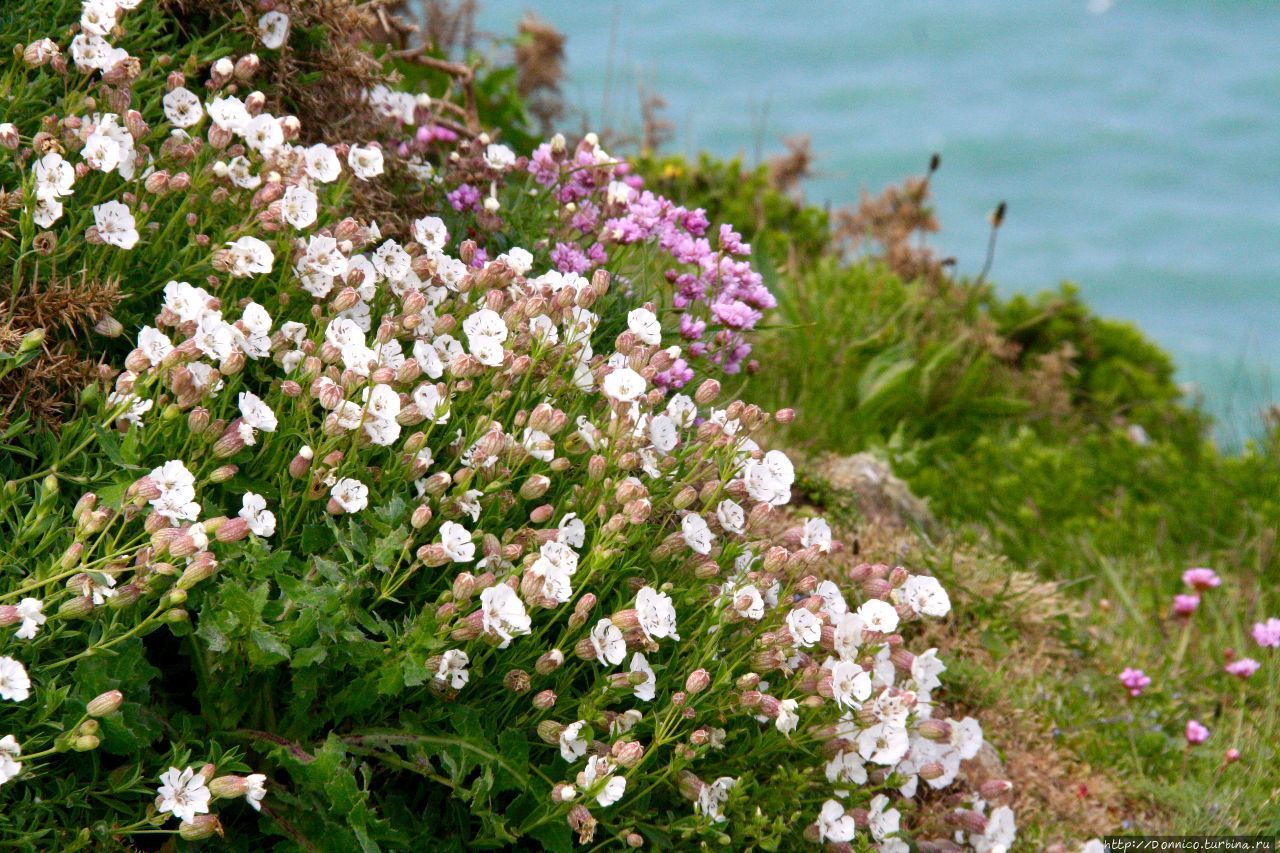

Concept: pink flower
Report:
left=1119, top=667, right=1152, bottom=697
left=1224, top=658, right=1261, bottom=679
left=1171, top=594, right=1200, bottom=616
left=1224, top=748, right=1241, bottom=763
left=1181, top=568, right=1221, bottom=591
left=1251, top=617, right=1280, bottom=649
left=1184, top=719, right=1209, bottom=745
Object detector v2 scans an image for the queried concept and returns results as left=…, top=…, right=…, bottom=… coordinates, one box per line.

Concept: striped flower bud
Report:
left=87, top=690, right=123, bottom=717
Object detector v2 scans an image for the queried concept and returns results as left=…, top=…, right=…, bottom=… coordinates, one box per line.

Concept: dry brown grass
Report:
left=0, top=272, right=120, bottom=426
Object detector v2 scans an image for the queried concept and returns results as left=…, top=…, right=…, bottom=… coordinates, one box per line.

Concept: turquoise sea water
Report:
left=472, top=1, right=1280, bottom=441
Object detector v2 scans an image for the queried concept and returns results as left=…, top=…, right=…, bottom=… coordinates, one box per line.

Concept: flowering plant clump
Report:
left=0, top=0, right=1006, bottom=849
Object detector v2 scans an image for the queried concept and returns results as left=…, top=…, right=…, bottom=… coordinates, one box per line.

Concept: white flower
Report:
left=163, top=280, right=215, bottom=324
left=0, top=658, right=30, bottom=702
left=305, top=144, right=342, bottom=183
left=950, top=716, right=984, bottom=760
left=899, top=574, right=951, bottom=618
left=363, top=383, right=401, bottom=423
left=833, top=611, right=865, bottom=660
left=910, top=648, right=946, bottom=693
left=529, top=540, right=578, bottom=603
left=829, top=660, right=872, bottom=710
left=81, top=130, right=121, bottom=173
left=348, top=144, right=384, bottom=180
left=607, top=180, right=635, bottom=206
left=246, top=114, right=285, bottom=154
left=239, top=391, right=278, bottom=433
left=469, top=336, right=505, bottom=367
left=13, top=599, right=45, bottom=640
left=483, top=143, right=516, bottom=171
left=500, top=246, right=533, bottom=275
left=626, top=308, right=662, bottom=345
left=207, top=96, right=250, bottom=134
left=224, top=236, right=275, bottom=277
left=973, top=805, right=1017, bottom=853
left=695, top=776, right=735, bottom=823
left=824, top=750, right=867, bottom=786
left=434, top=649, right=470, bottom=689
left=412, top=383, right=450, bottom=424
left=786, top=607, right=822, bottom=647
left=775, top=698, right=800, bottom=735
left=635, top=587, right=679, bottom=642
left=94, top=200, right=139, bottom=249
left=156, top=766, right=211, bottom=823
left=136, top=327, right=174, bottom=367
left=742, top=449, right=795, bottom=507
left=439, top=521, right=476, bottom=563
left=558, top=514, right=586, bottom=549
left=681, top=513, right=714, bottom=555
left=163, top=87, right=203, bottom=128
left=629, top=652, right=656, bottom=701
left=239, top=492, right=276, bottom=537
left=715, top=500, right=745, bottom=535
left=602, top=367, right=646, bottom=403
left=801, top=517, right=832, bottom=552
left=857, top=599, right=900, bottom=634
left=559, top=720, right=588, bottom=761
left=730, top=584, right=765, bottom=620
left=281, top=185, right=318, bottom=229
left=81, top=0, right=119, bottom=36
left=589, top=618, right=626, bottom=666
left=33, top=197, right=63, bottom=227
left=258, top=11, right=291, bottom=49
left=479, top=584, right=530, bottom=648
left=867, top=794, right=900, bottom=843
left=463, top=308, right=508, bottom=345
left=245, top=773, right=267, bottom=811
left=330, top=478, right=369, bottom=513
left=817, top=799, right=857, bottom=843
left=0, top=735, right=21, bottom=786
left=856, top=722, right=910, bottom=766
left=412, top=216, right=448, bottom=250
left=579, top=756, right=626, bottom=807
left=647, top=414, right=679, bottom=454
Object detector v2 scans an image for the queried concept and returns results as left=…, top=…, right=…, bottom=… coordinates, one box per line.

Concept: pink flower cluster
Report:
left=527, top=137, right=776, bottom=383
left=1119, top=667, right=1151, bottom=697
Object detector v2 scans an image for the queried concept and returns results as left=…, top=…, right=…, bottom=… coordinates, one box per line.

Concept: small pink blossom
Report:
left=1171, top=594, right=1200, bottom=616
left=1181, top=568, right=1220, bottom=591
left=1224, top=658, right=1261, bottom=679
left=1224, top=748, right=1241, bottom=763
left=1184, top=719, right=1209, bottom=745
left=1250, top=617, right=1280, bottom=648
left=1119, top=667, right=1151, bottom=697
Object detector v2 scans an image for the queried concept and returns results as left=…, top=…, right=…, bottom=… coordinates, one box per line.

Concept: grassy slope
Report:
left=637, top=154, right=1280, bottom=839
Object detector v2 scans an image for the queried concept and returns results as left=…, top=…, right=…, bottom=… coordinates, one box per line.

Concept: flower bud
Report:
left=72, top=735, right=100, bottom=752
left=87, top=690, right=124, bottom=717
left=612, top=740, right=645, bottom=768
left=209, top=775, right=251, bottom=799
left=552, top=783, right=578, bottom=803
left=520, top=475, right=550, bottom=500
left=57, top=596, right=95, bottom=619
left=532, top=689, right=557, bottom=710
left=916, top=719, right=952, bottom=742
left=0, top=123, right=18, bottom=149
left=948, top=810, right=988, bottom=835
left=979, top=779, right=1014, bottom=801
left=210, top=464, right=238, bottom=483
left=685, top=669, right=711, bottom=694
left=535, top=649, right=565, bottom=675
left=694, top=378, right=720, bottom=405
left=178, top=815, right=224, bottom=840
left=504, top=669, right=531, bottom=693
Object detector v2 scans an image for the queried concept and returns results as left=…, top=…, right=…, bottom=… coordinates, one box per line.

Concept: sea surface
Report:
left=470, top=0, right=1280, bottom=442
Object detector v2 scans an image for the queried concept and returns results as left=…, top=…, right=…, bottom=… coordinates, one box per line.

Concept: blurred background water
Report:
left=469, top=0, right=1280, bottom=442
